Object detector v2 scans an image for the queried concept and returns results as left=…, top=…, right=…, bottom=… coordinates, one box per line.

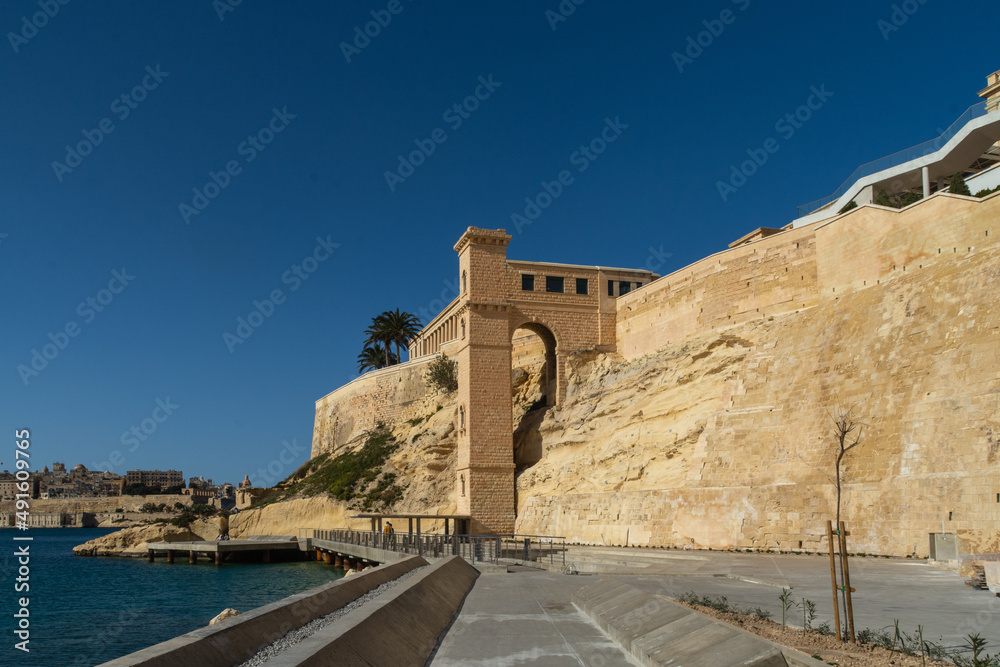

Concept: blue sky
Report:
left=2, top=0, right=997, bottom=486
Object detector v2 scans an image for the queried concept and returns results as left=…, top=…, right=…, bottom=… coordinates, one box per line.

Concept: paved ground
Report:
left=566, top=546, right=1000, bottom=653
left=429, top=547, right=1000, bottom=665
left=428, top=567, right=639, bottom=666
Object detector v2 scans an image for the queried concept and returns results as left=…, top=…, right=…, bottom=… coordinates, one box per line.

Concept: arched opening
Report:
left=459, top=404, right=466, bottom=431
left=510, top=322, right=557, bottom=472
left=460, top=473, right=465, bottom=497
left=460, top=318, right=465, bottom=339
left=462, top=270, right=467, bottom=294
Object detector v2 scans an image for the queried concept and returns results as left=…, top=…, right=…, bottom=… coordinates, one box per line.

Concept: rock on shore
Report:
left=73, top=520, right=219, bottom=557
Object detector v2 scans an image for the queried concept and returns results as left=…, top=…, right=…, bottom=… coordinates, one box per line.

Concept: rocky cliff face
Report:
left=73, top=519, right=220, bottom=557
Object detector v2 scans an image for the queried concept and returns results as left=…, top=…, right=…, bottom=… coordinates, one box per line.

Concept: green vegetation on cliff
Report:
left=255, top=424, right=406, bottom=511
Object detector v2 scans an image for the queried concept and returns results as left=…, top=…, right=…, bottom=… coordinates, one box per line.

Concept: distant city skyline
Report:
left=2, top=1, right=998, bottom=484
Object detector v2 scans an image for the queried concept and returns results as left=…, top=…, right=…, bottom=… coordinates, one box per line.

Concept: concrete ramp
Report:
left=572, top=579, right=826, bottom=667
left=264, top=555, right=479, bottom=666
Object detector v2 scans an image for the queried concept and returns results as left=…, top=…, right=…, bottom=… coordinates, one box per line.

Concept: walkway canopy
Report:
left=349, top=513, right=472, bottom=536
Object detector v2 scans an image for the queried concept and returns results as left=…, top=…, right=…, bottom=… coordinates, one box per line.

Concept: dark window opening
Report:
left=546, top=276, right=564, bottom=293
left=636, top=281, right=642, bottom=288
left=521, top=274, right=534, bottom=291
left=607, top=280, right=614, bottom=296
left=576, top=278, right=589, bottom=295
left=948, top=511, right=953, bottom=521
left=619, top=281, right=631, bottom=295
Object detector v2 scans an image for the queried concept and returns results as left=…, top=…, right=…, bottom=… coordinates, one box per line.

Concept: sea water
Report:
left=0, top=528, right=345, bottom=666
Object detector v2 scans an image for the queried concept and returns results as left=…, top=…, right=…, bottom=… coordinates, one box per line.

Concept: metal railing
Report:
left=797, top=100, right=993, bottom=217
left=303, top=528, right=566, bottom=567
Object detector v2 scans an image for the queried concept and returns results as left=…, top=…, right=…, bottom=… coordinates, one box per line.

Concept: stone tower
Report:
left=453, top=228, right=516, bottom=534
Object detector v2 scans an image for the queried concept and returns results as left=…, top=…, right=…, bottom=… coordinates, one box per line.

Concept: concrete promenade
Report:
left=568, top=546, right=1000, bottom=651
left=429, top=566, right=639, bottom=666
left=429, top=546, right=1000, bottom=665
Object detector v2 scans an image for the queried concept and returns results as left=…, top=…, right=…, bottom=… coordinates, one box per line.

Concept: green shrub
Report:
left=425, top=354, right=458, bottom=392
left=974, top=185, right=1000, bottom=198
left=270, top=424, right=405, bottom=511
left=950, top=172, right=972, bottom=196
left=838, top=200, right=858, bottom=214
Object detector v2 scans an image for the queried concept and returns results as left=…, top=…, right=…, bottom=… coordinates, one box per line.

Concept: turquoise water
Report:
left=0, top=528, right=345, bottom=666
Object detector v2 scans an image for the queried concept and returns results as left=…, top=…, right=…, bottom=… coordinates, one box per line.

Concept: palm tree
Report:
left=364, top=310, right=422, bottom=366
left=357, top=344, right=398, bottom=374
left=363, top=316, right=395, bottom=368
left=380, top=309, right=422, bottom=363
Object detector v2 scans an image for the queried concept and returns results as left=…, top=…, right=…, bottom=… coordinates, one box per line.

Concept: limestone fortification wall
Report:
left=313, top=333, right=551, bottom=459
left=516, top=193, right=1000, bottom=556
left=311, top=356, right=437, bottom=457
left=617, top=193, right=998, bottom=360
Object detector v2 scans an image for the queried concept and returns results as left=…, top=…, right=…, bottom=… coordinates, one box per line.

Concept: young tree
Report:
left=831, top=406, right=864, bottom=528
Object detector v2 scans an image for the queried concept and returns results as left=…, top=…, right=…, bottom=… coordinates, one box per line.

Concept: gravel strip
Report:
left=236, top=566, right=426, bottom=667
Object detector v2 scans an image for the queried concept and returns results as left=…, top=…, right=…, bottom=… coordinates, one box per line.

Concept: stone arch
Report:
left=509, top=319, right=560, bottom=406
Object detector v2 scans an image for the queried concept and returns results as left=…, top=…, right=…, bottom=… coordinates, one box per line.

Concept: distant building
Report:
left=125, top=469, right=183, bottom=489
left=238, top=474, right=252, bottom=489
left=0, top=471, right=40, bottom=500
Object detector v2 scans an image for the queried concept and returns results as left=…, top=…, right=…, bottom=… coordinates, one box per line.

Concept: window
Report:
left=619, top=281, right=631, bottom=295
left=546, top=276, right=564, bottom=293
left=608, top=280, right=614, bottom=296
left=460, top=319, right=465, bottom=339
left=576, top=278, right=588, bottom=295
left=522, top=274, right=534, bottom=291
left=636, top=281, right=642, bottom=288
left=462, top=270, right=467, bottom=293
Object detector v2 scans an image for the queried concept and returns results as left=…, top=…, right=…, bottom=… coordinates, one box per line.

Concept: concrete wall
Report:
left=98, top=556, right=427, bottom=667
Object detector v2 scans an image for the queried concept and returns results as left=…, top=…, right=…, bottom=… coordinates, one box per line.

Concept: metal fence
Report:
left=302, top=528, right=566, bottom=566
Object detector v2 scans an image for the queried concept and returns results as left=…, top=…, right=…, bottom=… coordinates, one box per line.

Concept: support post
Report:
left=324, top=552, right=332, bottom=564
left=167, top=550, right=174, bottom=564
left=416, top=519, right=422, bottom=557
left=826, top=520, right=842, bottom=642
left=839, top=521, right=857, bottom=642
left=334, top=554, right=342, bottom=568
left=262, top=549, right=270, bottom=564
left=215, top=551, right=222, bottom=566
left=147, top=550, right=154, bottom=562
left=922, top=166, right=930, bottom=198
left=316, top=548, right=323, bottom=561
left=355, top=559, right=363, bottom=572
left=189, top=550, right=196, bottom=564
